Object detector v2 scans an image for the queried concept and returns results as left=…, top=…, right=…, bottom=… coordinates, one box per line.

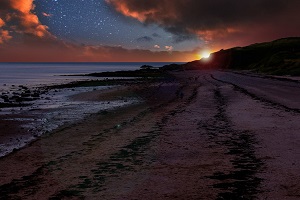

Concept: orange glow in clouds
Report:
left=0, top=0, right=226, bottom=62
left=0, top=30, right=12, bottom=44
left=0, top=18, right=5, bottom=27
left=106, top=0, right=146, bottom=22
left=8, top=0, right=50, bottom=38
left=10, top=0, right=34, bottom=13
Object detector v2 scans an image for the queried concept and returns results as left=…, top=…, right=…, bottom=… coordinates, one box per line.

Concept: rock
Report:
left=1, top=95, right=8, bottom=99
left=21, top=93, right=30, bottom=97
left=11, top=95, right=19, bottom=100
left=31, top=93, right=40, bottom=98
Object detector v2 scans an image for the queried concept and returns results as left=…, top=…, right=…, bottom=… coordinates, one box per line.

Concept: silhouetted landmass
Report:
left=160, top=64, right=184, bottom=71
left=71, top=68, right=164, bottom=78
left=162, top=37, right=300, bottom=76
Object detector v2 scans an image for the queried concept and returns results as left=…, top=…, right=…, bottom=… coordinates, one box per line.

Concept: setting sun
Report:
left=198, top=51, right=211, bottom=59
left=202, top=51, right=211, bottom=58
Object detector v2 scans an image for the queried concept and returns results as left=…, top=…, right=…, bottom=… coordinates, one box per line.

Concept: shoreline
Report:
left=0, top=84, right=140, bottom=157
left=0, top=67, right=171, bottom=157
left=0, top=70, right=169, bottom=158
left=1, top=68, right=300, bottom=158
left=1, top=69, right=300, bottom=199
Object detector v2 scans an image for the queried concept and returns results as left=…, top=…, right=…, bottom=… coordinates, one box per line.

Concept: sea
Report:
left=0, top=62, right=177, bottom=157
left=0, top=62, right=174, bottom=89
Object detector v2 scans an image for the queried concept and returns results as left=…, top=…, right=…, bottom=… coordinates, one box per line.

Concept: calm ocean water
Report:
left=0, top=62, right=175, bottom=89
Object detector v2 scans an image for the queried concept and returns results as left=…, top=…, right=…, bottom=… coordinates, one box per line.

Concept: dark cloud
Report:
left=107, top=0, right=300, bottom=46
left=152, top=33, right=161, bottom=38
left=136, top=36, right=154, bottom=42
left=0, top=1, right=10, bottom=10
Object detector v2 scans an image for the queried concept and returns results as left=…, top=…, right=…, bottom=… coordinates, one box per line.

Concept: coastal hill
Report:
left=162, top=37, right=300, bottom=76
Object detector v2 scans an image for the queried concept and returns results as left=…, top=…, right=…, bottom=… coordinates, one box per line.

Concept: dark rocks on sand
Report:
left=31, top=93, right=40, bottom=98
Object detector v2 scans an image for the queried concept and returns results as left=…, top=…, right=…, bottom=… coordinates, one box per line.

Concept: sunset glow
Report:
left=0, top=0, right=299, bottom=62
left=200, top=51, right=211, bottom=59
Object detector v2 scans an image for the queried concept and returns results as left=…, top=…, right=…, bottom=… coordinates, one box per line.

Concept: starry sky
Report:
left=35, top=0, right=200, bottom=51
left=0, top=0, right=299, bottom=62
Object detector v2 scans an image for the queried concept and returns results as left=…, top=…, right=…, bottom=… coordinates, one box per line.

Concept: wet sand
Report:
left=1, top=70, right=300, bottom=199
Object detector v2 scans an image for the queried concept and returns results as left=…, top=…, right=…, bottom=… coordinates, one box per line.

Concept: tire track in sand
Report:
left=199, top=76, right=264, bottom=199
left=49, top=84, right=199, bottom=199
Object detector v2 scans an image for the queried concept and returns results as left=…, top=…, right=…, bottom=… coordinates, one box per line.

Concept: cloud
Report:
left=42, top=12, right=53, bottom=17
left=0, top=0, right=51, bottom=40
left=0, top=0, right=196, bottom=62
left=0, top=36, right=197, bottom=62
left=154, top=44, right=160, bottom=49
left=0, top=17, right=12, bottom=44
left=0, top=30, right=12, bottom=44
left=107, top=0, right=300, bottom=47
left=10, top=0, right=33, bottom=13
left=0, top=1, right=11, bottom=10
left=0, top=25, right=199, bottom=62
left=152, top=33, right=160, bottom=38
left=165, top=46, right=173, bottom=51
left=136, top=36, right=154, bottom=43
left=0, top=18, right=5, bottom=27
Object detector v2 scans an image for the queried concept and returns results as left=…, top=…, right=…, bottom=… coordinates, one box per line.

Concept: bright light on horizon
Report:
left=201, top=51, right=211, bottom=59
left=197, top=50, right=211, bottom=60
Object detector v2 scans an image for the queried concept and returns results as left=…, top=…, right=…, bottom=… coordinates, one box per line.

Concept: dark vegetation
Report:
left=162, top=37, right=300, bottom=76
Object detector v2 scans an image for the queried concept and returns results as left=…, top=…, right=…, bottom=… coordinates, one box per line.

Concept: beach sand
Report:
left=1, top=70, right=300, bottom=199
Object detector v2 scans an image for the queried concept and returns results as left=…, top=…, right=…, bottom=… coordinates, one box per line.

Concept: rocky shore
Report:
left=0, top=70, right=168, bottom=157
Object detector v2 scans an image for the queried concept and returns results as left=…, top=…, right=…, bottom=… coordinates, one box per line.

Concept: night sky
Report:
left=0, top=0, right=299, bottom=62
left=35, top=0, right=200, bottom=51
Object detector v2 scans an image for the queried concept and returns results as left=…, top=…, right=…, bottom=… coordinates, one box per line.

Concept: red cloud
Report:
left=0, top=18, right=5, bottom=27
left=0, top=0, right=51, bottom=39
left=0, top=30, right=12, bottom=44
left=42, top=12, right=53, bottom=17
left=10, top=0, right=33, bottom=13
left=0, top=17, right=12, bottom=44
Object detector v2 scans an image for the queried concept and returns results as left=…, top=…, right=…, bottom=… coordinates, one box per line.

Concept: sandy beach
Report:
left=1, top=70, right=300, bottom=199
